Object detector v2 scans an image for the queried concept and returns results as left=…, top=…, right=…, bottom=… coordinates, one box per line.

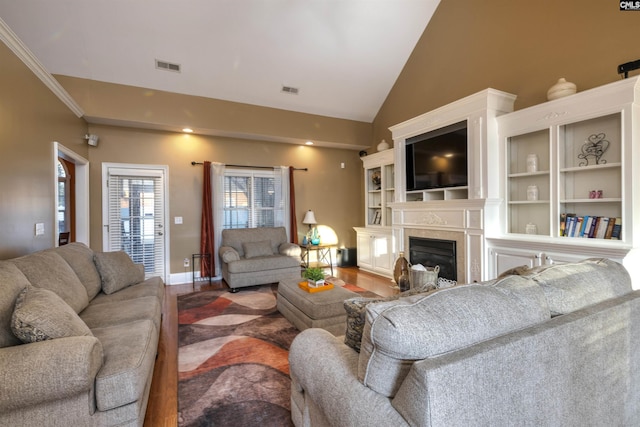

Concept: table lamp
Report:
left=302, top=210, right=320, bottom=245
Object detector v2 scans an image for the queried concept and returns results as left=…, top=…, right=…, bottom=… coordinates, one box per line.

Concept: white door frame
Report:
left=53, top=142, right=89, bottom=246
left=101, top=163, right=170, bottom=283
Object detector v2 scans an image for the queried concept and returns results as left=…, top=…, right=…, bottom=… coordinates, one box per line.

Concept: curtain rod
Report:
left=191, top=161, right=307, bottom=171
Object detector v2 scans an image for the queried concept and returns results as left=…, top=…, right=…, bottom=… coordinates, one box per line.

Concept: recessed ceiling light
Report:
left=305, top=141, right=314, bottom=145
left=182, top=128, right=193, bottom=133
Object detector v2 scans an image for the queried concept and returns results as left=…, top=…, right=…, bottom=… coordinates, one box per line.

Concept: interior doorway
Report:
left=57, top=157, right=75, bottom=243
left=54, top=142, right=89, bottom=246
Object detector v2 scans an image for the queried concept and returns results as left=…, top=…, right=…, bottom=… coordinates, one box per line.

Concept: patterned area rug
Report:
left=177, top=282, right=377, bottom=427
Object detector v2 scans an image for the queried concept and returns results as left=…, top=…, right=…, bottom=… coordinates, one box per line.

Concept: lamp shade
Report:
left=302, top=210, right=317, bottom=225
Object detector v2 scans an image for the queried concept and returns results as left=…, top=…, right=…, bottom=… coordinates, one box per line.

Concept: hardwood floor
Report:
left=142, top=266, right=395, bottom=427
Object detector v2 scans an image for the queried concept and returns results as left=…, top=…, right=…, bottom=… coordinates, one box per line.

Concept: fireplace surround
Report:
left=403, top=225, right=471, bottom=283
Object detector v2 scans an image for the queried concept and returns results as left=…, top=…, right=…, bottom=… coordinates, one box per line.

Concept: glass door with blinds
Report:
left=102, top=164, right=169, bottom=281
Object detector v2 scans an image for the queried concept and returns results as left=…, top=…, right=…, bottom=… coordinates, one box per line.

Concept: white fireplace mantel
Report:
left=390, top=199, right=502, bottom=284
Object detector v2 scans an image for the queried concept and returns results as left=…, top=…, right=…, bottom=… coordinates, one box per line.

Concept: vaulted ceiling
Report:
left=0, top=0, right=440, bottom=123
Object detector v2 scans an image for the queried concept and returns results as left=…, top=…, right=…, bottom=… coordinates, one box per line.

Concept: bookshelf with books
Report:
left=559, top=215, right=621, bottom=240
left=486, top=77, right=640, bottom=281
left=355, top=149, right=396, bottom=277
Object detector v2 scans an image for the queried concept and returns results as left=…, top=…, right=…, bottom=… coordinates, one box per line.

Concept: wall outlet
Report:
left=183, top=258, right=190, bottom=268
left=35, top=222, right=45, bottom=236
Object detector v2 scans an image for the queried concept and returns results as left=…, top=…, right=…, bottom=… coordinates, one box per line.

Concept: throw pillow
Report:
left=343, top=288, right=433, bottom=353
left=94, top=251, right=145, bottom=295
left=11, top=286, right=93, bottom=343
left=243, top=240, right=273, bottom=259
left=344, top=297, right=386, bottom=352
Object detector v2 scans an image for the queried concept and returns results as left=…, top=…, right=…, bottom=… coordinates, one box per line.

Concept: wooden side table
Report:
left=300, top=244, right=334, bottom=276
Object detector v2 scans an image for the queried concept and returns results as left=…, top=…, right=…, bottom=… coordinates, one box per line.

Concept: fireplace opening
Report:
left=408, top=237, right=457, bottom=282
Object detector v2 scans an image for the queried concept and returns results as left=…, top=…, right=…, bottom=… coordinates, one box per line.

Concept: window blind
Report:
left=107, top=171, right=165, bottom=278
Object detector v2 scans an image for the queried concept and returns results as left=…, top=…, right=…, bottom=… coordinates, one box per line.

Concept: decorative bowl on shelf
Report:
left=377, top=139, right=390, bottom=151
left=547, top=78, right=576, bottom=100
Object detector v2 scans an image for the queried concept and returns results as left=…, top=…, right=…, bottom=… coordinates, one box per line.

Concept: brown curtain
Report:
left=289, top=166, right=298, bottom=244
left=200, top=161, right=215, bottom=277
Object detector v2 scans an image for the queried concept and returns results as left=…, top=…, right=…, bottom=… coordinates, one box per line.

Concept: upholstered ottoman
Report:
left=277, top=278, right=359, bottom=336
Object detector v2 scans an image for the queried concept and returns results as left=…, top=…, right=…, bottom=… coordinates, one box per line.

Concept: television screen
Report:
left=406, top=121, right=468, bottom=191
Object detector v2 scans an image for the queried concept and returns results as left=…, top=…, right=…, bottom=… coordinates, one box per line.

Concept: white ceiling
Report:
left=0, top=0, right=439, bottom=123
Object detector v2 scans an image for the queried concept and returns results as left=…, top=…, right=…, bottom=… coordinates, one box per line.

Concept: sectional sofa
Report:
left=289, top=258, right=640, bottom=426
left=0, top=242, right=164, bottom=426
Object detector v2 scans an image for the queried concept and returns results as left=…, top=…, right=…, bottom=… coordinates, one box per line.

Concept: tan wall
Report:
left=57, top=76, right=372, bottom=149
left=373, top=0, right=640, bottom=146
left=0, top=43, right=87, bottom=259
left=86, top=124, right=363, bottom=274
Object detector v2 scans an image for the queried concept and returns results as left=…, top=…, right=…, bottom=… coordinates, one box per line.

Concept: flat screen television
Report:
left=405, top=120, right=468, bottom=191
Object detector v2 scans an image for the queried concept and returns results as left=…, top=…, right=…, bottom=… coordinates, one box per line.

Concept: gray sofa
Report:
left=0, top=242, right=164, bottom=426
left=290, top=258, right=640, bottom=426
left=219, top=226, right=302, bottom=291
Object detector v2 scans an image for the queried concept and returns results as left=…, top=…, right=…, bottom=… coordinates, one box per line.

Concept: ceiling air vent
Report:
left=281, top=85, right=299, bottom=95
left=155, top=59, right=181, bottom=73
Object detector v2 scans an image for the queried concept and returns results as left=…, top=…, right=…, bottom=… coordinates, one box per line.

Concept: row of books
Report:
left=560, top=214, right=621, bottom=239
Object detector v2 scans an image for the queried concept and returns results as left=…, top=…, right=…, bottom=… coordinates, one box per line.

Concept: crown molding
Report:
left=0, top=17, right=84, bottom=118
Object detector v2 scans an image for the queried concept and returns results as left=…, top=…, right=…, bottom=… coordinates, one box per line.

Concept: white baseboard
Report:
left=167, top=271, right=221, bottom=286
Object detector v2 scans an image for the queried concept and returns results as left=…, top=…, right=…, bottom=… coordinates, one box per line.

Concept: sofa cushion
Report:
left=243, top=240, right=273, bottom=259
left=526, top=258, right=632, bottom=316
left=499, top=258, right=632, bottom=316
left=90, top=277, right=165, bottom=306
left=226, top=255, right=301, bottom=274
left=92, top=319, right=158, bottom=411
left=343, top=288, right=433, bottom=352
left=11, top=286, right=93, bottom=343
left=221, top=227, right=288, bottom=256
left=94, top=251, right=145, bottom=295
left=54, top=242, right=102, bottom=300
left=358, top=275, right=550, bottom=397
left=80, top=296, right=161, bottom=332
left=0, top=261, right=33, bottom=348
left=11, top=251, right=89, bottom=313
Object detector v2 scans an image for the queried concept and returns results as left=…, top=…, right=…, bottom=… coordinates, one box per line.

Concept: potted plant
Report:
left=303, top=267, right=326, bottom=288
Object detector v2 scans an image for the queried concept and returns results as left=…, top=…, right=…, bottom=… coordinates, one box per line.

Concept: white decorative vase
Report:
left=526, top=154, right=539, bottom=173
left=377, top=139, right=390, bottom=152
left=547, top=78, right=576, bottom=101
left=525, top=223, right=538, bottom=235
